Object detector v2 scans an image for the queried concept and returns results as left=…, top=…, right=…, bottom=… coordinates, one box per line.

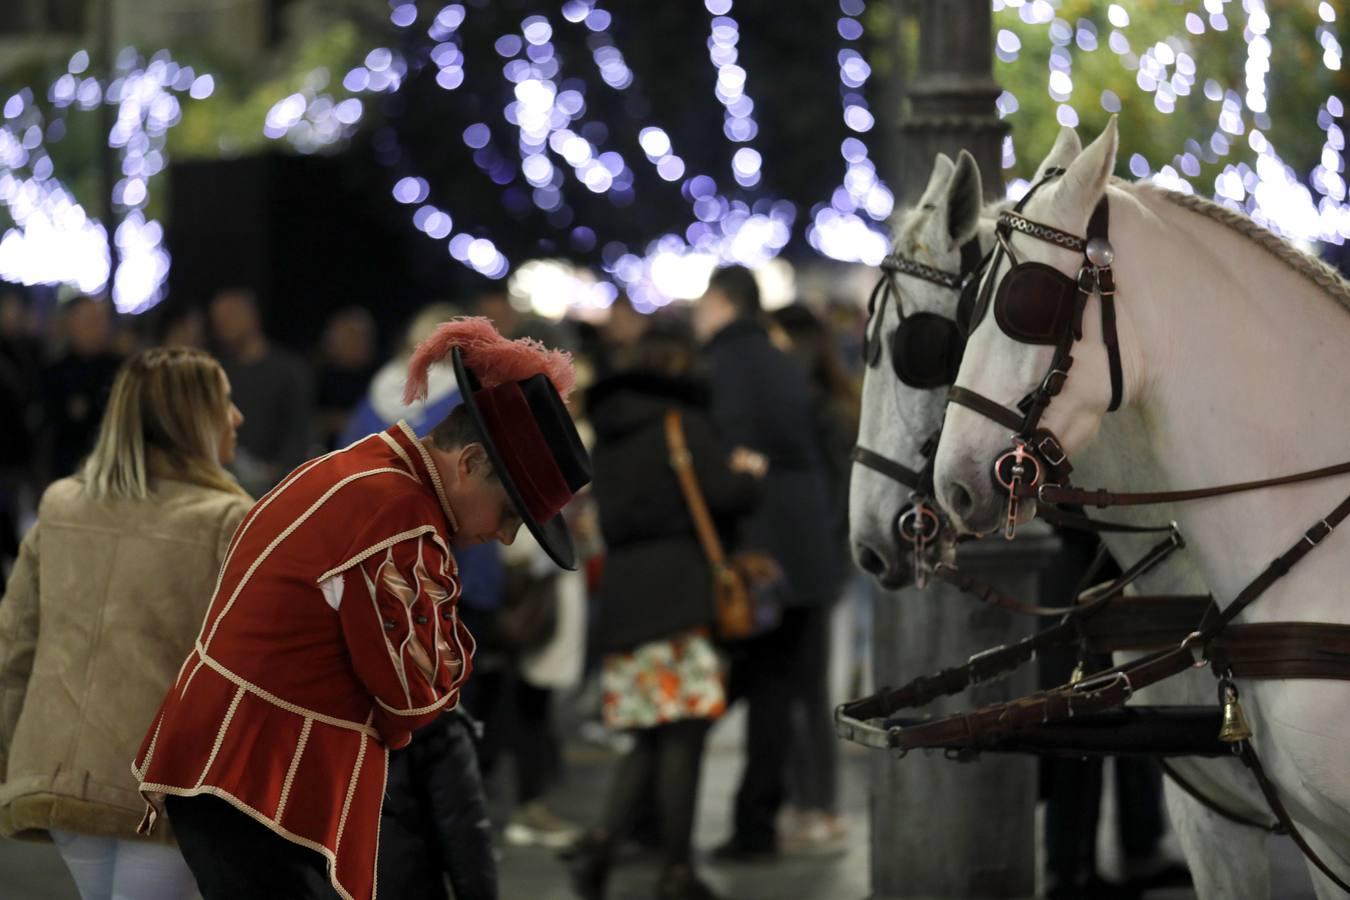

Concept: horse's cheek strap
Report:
left=1086, top=198, right=1123, bottom=413
left=1102, top=292, right=1123, bottom=412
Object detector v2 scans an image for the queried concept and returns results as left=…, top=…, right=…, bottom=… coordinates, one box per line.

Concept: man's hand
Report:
left=729, top=446, right=769, bottom=479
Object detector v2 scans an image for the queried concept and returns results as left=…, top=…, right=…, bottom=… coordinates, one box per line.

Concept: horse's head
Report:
left=850, top=149, right=987, bottom=588
left=935, top=120, right=1120, bottom=536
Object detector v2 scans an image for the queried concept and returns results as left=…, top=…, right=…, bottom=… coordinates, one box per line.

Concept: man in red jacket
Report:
left=132, top=319, right=589, bottom=900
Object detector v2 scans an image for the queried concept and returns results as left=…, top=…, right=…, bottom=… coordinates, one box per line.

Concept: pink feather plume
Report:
left=402, top=316, right=576, bottom=406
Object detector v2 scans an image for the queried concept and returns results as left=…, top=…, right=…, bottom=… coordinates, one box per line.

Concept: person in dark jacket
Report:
left=0, top=289, right=41, bottom=570
left=569, top=323, right=762, bottom=900
left=692, top=267, right=840, bottom=861
left=766, top=303, right=858, bottom=854
left=39, top=295, right=123, bottom=485
left=377, top=708, right=497, bottom=900
left=209, top=288, right=315, bottom=496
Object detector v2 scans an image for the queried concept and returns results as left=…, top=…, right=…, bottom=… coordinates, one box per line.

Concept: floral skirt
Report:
left=601, top=629, right=726, bottom=730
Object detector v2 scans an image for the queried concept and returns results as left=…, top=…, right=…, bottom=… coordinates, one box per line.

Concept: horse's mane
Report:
left=1124, top=180, right=1350, bottom=315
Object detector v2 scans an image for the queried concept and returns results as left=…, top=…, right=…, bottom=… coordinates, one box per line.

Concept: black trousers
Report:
left=784, top=603, right=838, bottom=814
left=725, top=605, right=820, bottom=851
left=459, top=663, right=560, bottom=805
left=166, top=793, right=341, bottom=900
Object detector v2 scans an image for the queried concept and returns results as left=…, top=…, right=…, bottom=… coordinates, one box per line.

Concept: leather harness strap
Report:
left=1157, top=759, right=1283, bottom=834
left=873, top=645, right=1197, bottom=752
left=1040, top=459, right=1350, bottom=508
left=850, top=445, right=922, bottom=491
left=1036, top=505, right=1177, bottom=535
left=947, top=384, right=1024, bottom=432
left=835, top=596, right=1209, bottom=726
left=1099, top=265, right=1123, bottom=412
left=838, top=530, right=1204, bottom=721
left=1240, top=742, right=1350, bottom=893
left=1077, top=595, right=1217, bottom=653
left=932, top=525, right=1184, bottom=618
left=1084, top=200, right=1124, bottom=413
left=838, top=489, right=1350, bottom=890
left=1211, top=622, right=1350, bottom=680
left=1194, top=488, right=1350, bottom=642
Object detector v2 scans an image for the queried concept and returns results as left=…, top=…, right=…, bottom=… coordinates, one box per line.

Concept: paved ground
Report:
left=0, top=706, right=1317, bottom=899
left=494, top=716, right=872, bottom=900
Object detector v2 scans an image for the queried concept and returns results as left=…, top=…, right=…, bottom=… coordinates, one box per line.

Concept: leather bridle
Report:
left=944, top=170, right=1125, bottom=539
left=852, top=232, right=989, bottom=583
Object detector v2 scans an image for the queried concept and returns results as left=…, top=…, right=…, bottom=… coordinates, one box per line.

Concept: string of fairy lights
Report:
left=807, top=0, right=894, bottom=267
left=264, top=0, right=879, bottom=309
left=0, top=49, right=213, bottom=313
left=0, top=1, right=1344, bottom=313
left=994, top=0, right=1346, bottom=245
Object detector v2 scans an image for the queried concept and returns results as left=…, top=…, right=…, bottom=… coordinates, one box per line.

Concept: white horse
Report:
left=933, top=116, right=1350, bottom=897
left=854, top=133, right=1275, bottom=896
left=849, top=148, right=988, bottom=587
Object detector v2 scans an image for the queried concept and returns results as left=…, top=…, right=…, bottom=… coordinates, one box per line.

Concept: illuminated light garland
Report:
left=806, top=0, right=891, bottom=268
left=0, top=48, right=211, bottom=312
left=508, top=258, right=617, bottom=319
left=330, top=3, right=511, bottom=279
left=496, top=14, right=636, bottom=210
left=543, top=0, right=793, bottom=307
left=264, top=0, right=892, bottom=301
left=702, top=0, right=762, bottom=184
left=993, top=0, right=1349, bottom=246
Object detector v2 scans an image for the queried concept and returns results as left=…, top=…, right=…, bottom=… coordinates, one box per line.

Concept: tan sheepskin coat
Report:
left=0, top=476, right=250, bottom=842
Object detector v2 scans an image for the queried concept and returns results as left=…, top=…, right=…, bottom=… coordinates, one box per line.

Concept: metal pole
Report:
left=869, top=528, right=1056, bottom=899
left=877, top=0, right=909, bottom=195
left=868, top=9, right=1039, bottom=896
left=895, top=0, right=1007, bottom=203
left=97, top=0, right=119, bottom=302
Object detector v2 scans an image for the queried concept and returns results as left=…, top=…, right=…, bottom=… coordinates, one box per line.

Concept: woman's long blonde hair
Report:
left=83, top=347, right=249, bottom=500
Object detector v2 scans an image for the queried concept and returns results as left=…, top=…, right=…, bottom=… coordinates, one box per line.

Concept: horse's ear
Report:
left=1034, top=126, right=1083, bottom=182
left=894, top=153, right=956, bottom=242
left=1057, top=117, right=1117, bottom=214
left=944, top=150, right=983, bottom=247
left=917, top=153, right=956, bottom=208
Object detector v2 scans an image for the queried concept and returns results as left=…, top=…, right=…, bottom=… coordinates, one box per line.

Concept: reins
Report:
left=1040, top=458, right=1350, bottom=507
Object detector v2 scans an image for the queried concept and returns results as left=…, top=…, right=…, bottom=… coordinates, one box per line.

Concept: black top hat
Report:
left=450, top=347, right=591, bottom=569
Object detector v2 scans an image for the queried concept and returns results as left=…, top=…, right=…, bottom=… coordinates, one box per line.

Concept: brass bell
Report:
left=1218, top=680, right=1253, bottom=743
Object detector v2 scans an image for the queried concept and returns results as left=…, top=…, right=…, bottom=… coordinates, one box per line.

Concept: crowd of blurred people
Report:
left=0, top=263, right=1184, bottom=900
left=0, top=271, right=872, bottom=900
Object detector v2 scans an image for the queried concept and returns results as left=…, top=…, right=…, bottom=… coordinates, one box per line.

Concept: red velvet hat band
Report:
left=475, top=382, right=574, bottom=523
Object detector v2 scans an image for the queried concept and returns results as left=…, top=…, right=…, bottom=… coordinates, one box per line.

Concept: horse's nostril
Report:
left=857, top=545, right=886, bottom=575
left=950, top=482, right=974, bottom=518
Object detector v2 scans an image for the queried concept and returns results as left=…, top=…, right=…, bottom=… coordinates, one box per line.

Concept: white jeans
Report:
left=50, top=830, right=200, bottom=900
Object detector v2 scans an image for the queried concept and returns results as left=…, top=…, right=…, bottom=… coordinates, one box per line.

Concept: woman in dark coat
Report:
left=570, top=323, right=762, bottom=900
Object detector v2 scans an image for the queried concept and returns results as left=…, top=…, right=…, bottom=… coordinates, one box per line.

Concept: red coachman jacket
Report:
left=133, top=422, right=474, bottom=900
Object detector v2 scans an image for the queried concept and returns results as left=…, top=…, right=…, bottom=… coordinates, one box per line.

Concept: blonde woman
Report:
left=0, top=347, right=250, bottom=900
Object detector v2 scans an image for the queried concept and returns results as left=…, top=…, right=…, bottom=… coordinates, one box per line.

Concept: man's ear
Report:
left=448, top=443, right=481, bottom=484
left=460, top=443, right=490, bottom=478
